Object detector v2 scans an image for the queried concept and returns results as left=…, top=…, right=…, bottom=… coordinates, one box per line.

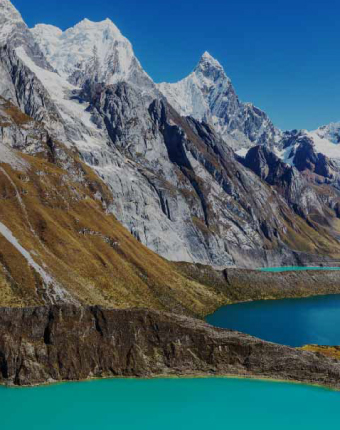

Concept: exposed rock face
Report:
left=81, top=81, right=340, bottom=267
left=1, top=98, right=239, bottom=314
left=289, top=135, right=339, bottom=180
left=242, top=145, right=333, bottom=222
left=294, top=140, right=334, bottom=178
left=271, top=130, right=340, bottom=195
left=0, top=45, right=62, bottom=128
left=0, top=305, right=339, bottom=388
left=177, top=263, right=340, bottom=305
left=1, top=0, right=340, bottom=269
left=0, top=0, right=52, bottom=70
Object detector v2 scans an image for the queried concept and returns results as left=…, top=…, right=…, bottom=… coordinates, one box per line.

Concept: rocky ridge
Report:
left=0, top=305, right=340, bottom=388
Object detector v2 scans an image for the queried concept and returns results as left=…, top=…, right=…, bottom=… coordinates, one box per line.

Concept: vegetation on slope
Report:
left=300, top=345, right=340, bottom=361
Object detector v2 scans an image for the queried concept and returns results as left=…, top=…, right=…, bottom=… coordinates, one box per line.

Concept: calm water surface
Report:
left=260, top=266, right=340, bottom=272
left=1, top=378, right=339, bottom=430
left=207, top=293, right=340, bottom=347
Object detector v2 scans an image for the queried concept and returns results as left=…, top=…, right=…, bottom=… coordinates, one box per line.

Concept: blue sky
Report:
left=11, top=0, right=340, bottom=131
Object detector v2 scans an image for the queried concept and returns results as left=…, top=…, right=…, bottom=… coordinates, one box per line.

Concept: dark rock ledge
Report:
left=0, top=306, right=339, bottom=388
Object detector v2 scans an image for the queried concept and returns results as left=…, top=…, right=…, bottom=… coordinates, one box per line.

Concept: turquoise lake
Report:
left=1, top=378, right=339, bottom=429
left=207, top=293, right=340, bottom=347
left=259, top=266, right=340, bottom=272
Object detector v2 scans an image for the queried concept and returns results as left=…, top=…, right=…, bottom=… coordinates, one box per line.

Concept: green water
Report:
left=259, top=266, right=340, bottom=272
left=1, top=378, right=339, bottom=429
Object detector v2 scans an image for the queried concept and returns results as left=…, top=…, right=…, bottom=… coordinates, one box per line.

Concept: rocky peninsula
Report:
left=0, top=305, right=339, bottom=389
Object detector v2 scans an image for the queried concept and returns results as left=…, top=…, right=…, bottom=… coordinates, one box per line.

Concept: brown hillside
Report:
left=0, top=100, right=225, bottom=315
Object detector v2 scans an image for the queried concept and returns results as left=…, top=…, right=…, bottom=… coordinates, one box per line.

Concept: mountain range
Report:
left=0, top=0, right=340, bottom=308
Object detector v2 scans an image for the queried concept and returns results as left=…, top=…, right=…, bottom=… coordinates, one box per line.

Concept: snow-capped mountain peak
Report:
left=31, top=18, right=154, bottom=90
left=158, top=52, right=281, bottom=149
left=195, top=51, right=226, bottom=76
left=193, top=51, right=231, bottom=91
left=157, top=52, right=231, bottom=124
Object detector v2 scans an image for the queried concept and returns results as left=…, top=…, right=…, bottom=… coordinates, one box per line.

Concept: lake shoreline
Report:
left=0, top=306, right=340, bottom=389
left=2, top=371, right=338, bottom=392
left=185, top=265, right=340, bottom=318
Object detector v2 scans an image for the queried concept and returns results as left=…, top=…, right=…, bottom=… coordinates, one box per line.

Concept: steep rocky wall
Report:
left=0, top=305, right=339, bottom=388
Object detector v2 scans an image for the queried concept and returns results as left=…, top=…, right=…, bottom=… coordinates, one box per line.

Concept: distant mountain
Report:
left=158, top=49, right=340, bottom=176
left=268, top=125, right=340, bottom=187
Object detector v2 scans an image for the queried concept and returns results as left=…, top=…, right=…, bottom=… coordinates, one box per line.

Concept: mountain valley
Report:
left=0, top=0, right=340, bottom=389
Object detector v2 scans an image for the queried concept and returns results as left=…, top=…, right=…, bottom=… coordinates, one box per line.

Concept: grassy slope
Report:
left=0, top=154, right=228, bottom=315
left=300, top=346, right=340, bottom=360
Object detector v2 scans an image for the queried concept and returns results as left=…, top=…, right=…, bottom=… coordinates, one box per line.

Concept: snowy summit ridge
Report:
left=31, top=18, right=154, bottom=89
left=158, top=51, right=230, bottom=122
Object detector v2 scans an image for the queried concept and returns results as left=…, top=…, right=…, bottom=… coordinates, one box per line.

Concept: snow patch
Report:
left=16, top=46, right=98, bottom=133
left=307, top=130, right=340, bottom=160
left=274, top=146, right=295, bottom=166
left=235, top=148, right=249, bottom=158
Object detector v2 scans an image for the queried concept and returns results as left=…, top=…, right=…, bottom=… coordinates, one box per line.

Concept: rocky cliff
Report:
left=0, top=305, right=339, bottom=388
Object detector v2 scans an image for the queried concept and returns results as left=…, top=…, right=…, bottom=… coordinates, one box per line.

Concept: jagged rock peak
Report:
left=196, top=51, right=225, bottom=72
left=194, top=51, right=231, bottom=86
